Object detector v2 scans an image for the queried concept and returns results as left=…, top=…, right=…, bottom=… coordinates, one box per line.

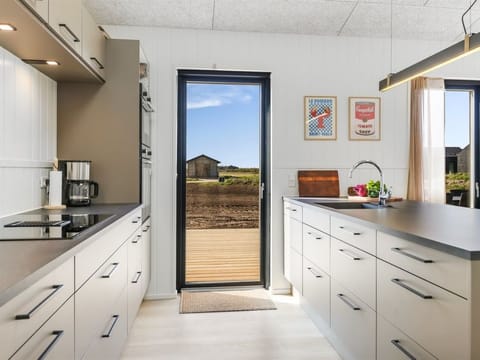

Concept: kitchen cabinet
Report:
left=283, top=200, right=302, bottom=292
left=20, top=0, right=49, bottom=22
left=127, top=229, right=144, bottom=330
left=81, top=4, right=106, bottom=79
left=302, top=257, right=330, bottom=327
left=0, top=257, right=74, bottom=359
left=49, top=0, right=82, bottom=54
left=141, top=219, right=152, bottom=296
left=10, top=296, right=74, bottom=360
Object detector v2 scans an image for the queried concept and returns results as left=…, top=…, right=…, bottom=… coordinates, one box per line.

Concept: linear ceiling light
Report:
left=23, top=59, right=60, bottom=66
left=0, top=24, right=17, bottom=31
left=379, top=34, right=480, bottom=91
left=380, top=0, right=479, bottom=92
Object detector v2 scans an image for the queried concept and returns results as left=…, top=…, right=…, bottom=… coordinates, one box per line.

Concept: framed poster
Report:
left=349, top=97, right=381, bottom=141
left=304, top=96, right=337, bottom=140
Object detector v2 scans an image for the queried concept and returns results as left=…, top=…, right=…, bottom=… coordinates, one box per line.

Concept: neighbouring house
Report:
left=187, top=155, right=220, bottom=179
left=457, top=144, right=470, bottom=173
left=445, top=147, right=462, bottom=173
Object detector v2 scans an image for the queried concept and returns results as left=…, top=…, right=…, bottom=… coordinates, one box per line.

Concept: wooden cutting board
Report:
left=298, top=170, right=339, bottom=197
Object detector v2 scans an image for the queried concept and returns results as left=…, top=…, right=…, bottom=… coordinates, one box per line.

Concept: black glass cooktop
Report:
left=0, top=213, right=113, bottom=240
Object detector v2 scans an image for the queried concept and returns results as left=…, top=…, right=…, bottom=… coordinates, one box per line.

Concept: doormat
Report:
left=179, top=288, right=277, bottom=314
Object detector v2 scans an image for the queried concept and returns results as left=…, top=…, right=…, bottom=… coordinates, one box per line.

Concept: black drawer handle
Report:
left=338, top=248, right=361, bottom=261
left=59, top=24, right=80, bottom=42
left=101, top=262, right=119, bottom=279
left=102, top=315, right=120, bottom=338
left=391, top=247, right=433, bottom=263
left=142, top=225, right=151, bottom=232
left=306, top=267, right=322, bottom=278
left=285, top=207, right=297, bottom=212
left=37, top=330, right=64, bottom=360
left=391, top=278, right=433, bottom=299
left=90, top=57, right=104, bottom=70
left=132, top=234, right=141, bottom=244
left=16, top=285, right=63, bottom=320
left=391, top=339, right=417, bottom=360
left=338, top=226, right=361, bottom=236
left=132, top=271, right=142, bottom=284
left=307, top=231, right=322, bottom=240
left=337, top=293, right=360, bottom=311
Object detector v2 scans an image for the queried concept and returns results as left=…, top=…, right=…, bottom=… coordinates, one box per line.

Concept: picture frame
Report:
left=304, top=96, right=337, bottom=140
left=349, top=97, right=381, bottom=141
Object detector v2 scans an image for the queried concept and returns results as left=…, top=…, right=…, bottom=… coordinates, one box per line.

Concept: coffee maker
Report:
left=58, top=160, right=99, bottom=206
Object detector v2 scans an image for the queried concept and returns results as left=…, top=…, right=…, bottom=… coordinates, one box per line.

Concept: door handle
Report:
left=476, top=181, right=479, bottom=199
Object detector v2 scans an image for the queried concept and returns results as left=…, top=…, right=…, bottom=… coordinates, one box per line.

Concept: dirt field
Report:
left=186, top=182, right=259, bottom=229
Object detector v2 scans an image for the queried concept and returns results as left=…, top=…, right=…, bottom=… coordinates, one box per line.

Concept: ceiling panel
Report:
left=213, top=0, right=356, bottom=35
left=84, top=0, right=215, bottom=29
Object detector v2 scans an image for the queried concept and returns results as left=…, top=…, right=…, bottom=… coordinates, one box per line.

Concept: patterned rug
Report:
left=179, top=288, right=277, bottom=314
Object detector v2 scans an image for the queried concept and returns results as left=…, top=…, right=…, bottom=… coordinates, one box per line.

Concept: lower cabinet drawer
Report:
left=377, top=259, right=469, bottom=359
left=127, top=230, right=144, bottom=330
left=303, top=224, right=330, bottom=273
left=75, top=243, right=128, bottom=359
left=331, top=238, right=376, bottom=310
left=303, top=257, right=330, bottom=326
left=331, top=279, right=376, bottom=360
left=377, top=314, right=437, bottom=360
left=83, top=285, right=128, bottom=360
left=11, top=296, right=74, bottom=360
left=0, top=257, right=74, bottom=359
left=290, top=249, right=303, bottom=294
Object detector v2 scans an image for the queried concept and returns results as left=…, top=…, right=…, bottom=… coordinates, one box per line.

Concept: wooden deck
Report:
left=185, top=228, right=260, bottom=283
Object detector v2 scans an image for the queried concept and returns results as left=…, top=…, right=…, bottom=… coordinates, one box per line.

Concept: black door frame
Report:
left=444, top=79, right=480, bottom=208
left=176, top=69, right=271, bottom=290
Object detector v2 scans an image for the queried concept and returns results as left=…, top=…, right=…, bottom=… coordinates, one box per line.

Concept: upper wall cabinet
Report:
left=21, top=0, right=48, bottom=22
left=81, top=5, right=106, bottom=78
left=0, top=1, right=104, bottom=83
left=49, top=0, right=82, bottom=54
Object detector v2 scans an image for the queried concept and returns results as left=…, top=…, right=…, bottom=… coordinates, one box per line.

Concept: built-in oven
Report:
left=140, top=82, right=154, bottom=222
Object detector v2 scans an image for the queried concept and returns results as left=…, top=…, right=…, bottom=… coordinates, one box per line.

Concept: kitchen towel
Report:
left=49, top=171, right=63, bottom=206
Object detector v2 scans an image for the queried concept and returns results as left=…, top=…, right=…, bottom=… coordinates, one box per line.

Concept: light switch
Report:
left=288, top=174, right=296, bottom=188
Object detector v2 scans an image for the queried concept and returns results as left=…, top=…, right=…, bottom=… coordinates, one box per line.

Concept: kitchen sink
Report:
left=315, top=201, right=393, bottom=209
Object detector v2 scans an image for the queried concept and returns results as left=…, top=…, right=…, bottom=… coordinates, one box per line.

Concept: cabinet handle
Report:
left=132, top=271, right=142, bottom=283
left=101, top=262, right=120, bottom=278
left=285, top=207, right=297, bottom=212
left=59, top=24, right=80, bottom=42
left=391, top=278, right=433, bottom=299
left=307, top=231, right=322, bottom=240
left=132, top=234, right=141, bottom=244
left=338, top=248, right=361, bottom=260
left=16, top=285, right=63, bottom=320
left=337, top=293, right=361, bottom=311
left=338, top=226, right=361, bottom=236
left=90, top=57, right=104, bottom=70
left=102, top=315, right=120, bottom=338
left=390, top=340, right=417, bottom=360
left=391, top=247, right=433, bottom=263
left=307, top=267, right=322, bottom=278
left=37, top=330, right=64, bottom=360
left=142, top=225, right=151, bottom=232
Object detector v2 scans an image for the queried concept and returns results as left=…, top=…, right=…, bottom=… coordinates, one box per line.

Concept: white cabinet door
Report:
left=141, top=219, right=151, bottom=296
left=81, top=4, right=106, bottom=78
left=284, top=213, right=302, bottom=283
left=10, top=297, right=74, bottom=360
left=303, top=224, right=330, bottom=274
left=303, top=257, right=330, bottom=326
left=127, top=229, right=143, bottom=330
left=20, top=0, right=49, bottom=22
left=290, top=249, right=303, bottom=294
left=330, top=279, right=376, bottom=360
left=49, top=0, right=82, bottom=53
left=331, top=216, right=376, bottom=255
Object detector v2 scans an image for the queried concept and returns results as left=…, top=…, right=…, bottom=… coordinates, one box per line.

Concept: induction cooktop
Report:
left=0, top=213, right=113, bottom=240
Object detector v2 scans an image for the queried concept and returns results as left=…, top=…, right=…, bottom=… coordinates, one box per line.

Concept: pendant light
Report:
left=379, top=0, right=480, bottom=92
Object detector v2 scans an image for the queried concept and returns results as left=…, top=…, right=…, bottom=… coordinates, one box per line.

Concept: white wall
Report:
left=0, top=47, right=57, bottom=217
left=104, top=26, right=451, bottom=297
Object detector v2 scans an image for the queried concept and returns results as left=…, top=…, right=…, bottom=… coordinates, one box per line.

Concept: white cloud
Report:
left=187, top=84, right=257, bottom=110
left=187, top=99, right=224, bottom=109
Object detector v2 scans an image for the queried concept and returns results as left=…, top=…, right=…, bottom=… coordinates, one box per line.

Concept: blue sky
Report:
left=445, top=91, right=470, bottom=148
left=186, top=83, right=260, bottom=168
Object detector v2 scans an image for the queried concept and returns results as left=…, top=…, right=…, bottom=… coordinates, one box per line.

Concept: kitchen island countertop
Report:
left=285, top=197, right=480, bottom=260
left=0, top=203, right=140, bottom=307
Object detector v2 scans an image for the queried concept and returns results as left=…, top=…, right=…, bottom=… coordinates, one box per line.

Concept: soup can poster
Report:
left=349, top=97, right=381, bottom=141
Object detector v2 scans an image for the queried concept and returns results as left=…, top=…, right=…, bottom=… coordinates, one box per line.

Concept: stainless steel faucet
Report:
left=348, top=160, right=388, bottom=206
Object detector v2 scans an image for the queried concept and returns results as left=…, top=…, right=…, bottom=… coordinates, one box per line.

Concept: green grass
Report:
left=446, top=172, right=470, bottom=192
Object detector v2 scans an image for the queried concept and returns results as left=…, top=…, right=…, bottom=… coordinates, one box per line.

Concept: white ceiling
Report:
left=84, top=0, right=480, bottom=42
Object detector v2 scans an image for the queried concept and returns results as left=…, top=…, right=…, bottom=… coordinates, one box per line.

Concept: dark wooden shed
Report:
left=186, top=155, right=220, bottom=179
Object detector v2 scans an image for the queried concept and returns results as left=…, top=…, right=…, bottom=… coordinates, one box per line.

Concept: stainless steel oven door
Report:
left=142, top=159, right=152, bottom=221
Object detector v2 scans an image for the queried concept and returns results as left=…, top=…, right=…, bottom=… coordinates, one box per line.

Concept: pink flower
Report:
left=354, top=184, right=367, bottom=197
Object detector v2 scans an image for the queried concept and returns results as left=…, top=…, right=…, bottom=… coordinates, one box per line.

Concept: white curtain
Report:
left=407, top=77, right=445, bottom=203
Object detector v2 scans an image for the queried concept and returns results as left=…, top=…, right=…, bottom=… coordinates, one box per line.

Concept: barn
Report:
left=186, top=155, right=220, bottom=179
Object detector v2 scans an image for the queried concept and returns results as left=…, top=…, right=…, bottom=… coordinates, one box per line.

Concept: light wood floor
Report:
left=185, top=228, right=260, bottom=283
left=121, top=295, right=341, bottom=360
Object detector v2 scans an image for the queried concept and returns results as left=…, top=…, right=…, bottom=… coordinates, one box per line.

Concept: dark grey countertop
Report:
left=285, top=197, right=480, bottom=260
left=0, top=203, right=141, bottom=307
